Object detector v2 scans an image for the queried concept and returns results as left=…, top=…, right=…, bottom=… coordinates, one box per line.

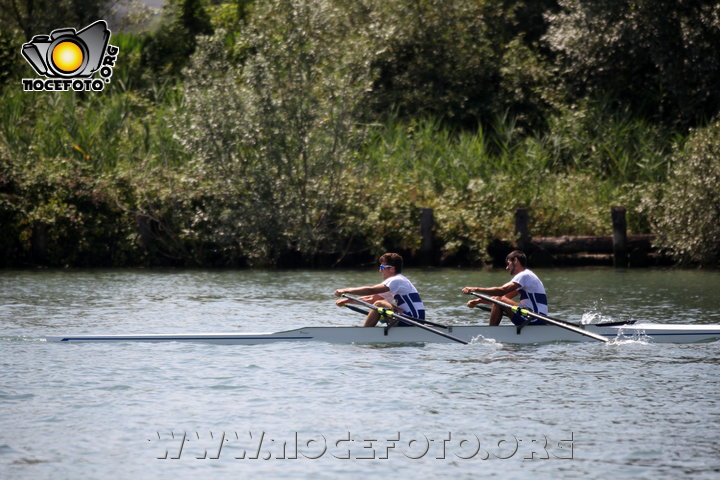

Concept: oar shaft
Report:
left=343, top=296, right=449, bottom=329
left=469, top=292, right=608, bottom=343
left=341, top=294, right=468, bottom=345
left=344, top=304, right=370, bottom=316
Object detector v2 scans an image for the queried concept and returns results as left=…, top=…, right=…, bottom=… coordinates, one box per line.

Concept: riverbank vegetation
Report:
left=1, top=0, right=719, bottom=267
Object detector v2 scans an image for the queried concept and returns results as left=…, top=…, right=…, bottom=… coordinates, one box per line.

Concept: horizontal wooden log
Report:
left=626, top=234, right=654, bottom=250
left=530, top=234, right=654, bottom=255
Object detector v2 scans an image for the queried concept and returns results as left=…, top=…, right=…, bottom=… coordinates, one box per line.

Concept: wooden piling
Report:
left=611, top=206, right=628, bottom=268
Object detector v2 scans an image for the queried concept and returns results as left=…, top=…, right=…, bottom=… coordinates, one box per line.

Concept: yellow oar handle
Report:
left=376, top=307, right=394, bottom=318
left=511, top=306, right=531, bottom=317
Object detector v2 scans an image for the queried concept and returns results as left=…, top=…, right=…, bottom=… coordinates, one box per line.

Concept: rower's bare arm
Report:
left=464, top=282, right=520, bottom=308
left=505, top=287, right=519, bottom=299
left=462, top=282, right=519, bottom=297
left=334, top=284, right=390, bottom=297
left=361, top=294, right=384, bottom=303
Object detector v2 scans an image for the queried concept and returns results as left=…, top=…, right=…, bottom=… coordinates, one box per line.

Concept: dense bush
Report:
left=0, top=0, right=717, bottom=267
left=648, top=121, right=720, bottom=266
left=0, top=149, right=139, bottom=267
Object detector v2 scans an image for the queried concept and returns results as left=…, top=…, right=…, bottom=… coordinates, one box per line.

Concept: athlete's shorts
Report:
left=378, top=308, right=414, bottom=326
left=511, top=307, right=547, bottom=326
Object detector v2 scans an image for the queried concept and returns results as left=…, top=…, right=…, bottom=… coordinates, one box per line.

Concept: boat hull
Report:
left=46, top=323, right=720, bottom=345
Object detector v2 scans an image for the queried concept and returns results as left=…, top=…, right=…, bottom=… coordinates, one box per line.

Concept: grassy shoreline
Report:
left=2, top=86, right=714, bottom=268
left=2, top=1, right=719, bottom=268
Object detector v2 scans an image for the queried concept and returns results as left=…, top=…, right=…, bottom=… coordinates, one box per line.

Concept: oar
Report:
left=468, top=292, right=609, bottom=343
left=345, top=303, right=400, bottom=331
left=342, top=298, right=452, bottom=329
left=343, top=303, right=450, bottom=329
left=467, top=297, right=630, bottom=327
left=341, top=294, right=469, bottom=345
left=344, top=304, right=371, bottom=316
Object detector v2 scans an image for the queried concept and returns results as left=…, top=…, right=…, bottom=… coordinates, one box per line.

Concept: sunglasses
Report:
left=379, top=264, right=394, bottom=271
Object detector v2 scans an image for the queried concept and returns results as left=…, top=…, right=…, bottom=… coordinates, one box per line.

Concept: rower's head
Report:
left=378, top=252, right=403, bottom=276
left=505, top=250, right=527, bottom=275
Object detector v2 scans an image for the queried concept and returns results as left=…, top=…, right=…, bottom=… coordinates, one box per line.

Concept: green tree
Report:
left=361, top=0, right=559, bottom=132
left=168, top=0, right=376, bottom=265
left=649, top=120, right=720, bottom=266
left=545, top=0, right=720, bottom=128
left=367, top=0, right=500, bottom=128
left=142, top=0, right=213, bottom=76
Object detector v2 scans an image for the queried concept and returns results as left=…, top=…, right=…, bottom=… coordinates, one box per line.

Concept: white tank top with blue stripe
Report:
left=381, top=274, right=426, bottom=320
left=511, top=269, right=548, bottom=315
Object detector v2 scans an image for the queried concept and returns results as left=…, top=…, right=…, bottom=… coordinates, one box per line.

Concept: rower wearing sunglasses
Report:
left=334, top=252, right=426, bottom=327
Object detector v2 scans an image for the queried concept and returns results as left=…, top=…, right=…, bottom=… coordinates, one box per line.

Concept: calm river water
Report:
left=1, top=268, right=719, bottom=479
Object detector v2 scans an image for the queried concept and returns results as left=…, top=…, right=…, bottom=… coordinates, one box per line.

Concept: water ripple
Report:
left=1, top=269, right=720, bottom=479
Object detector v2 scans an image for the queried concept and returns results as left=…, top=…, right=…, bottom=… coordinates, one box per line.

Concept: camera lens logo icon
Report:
left=52, top=41, right=85, bottom=74
left=21, top=20, right=110, bottom=78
